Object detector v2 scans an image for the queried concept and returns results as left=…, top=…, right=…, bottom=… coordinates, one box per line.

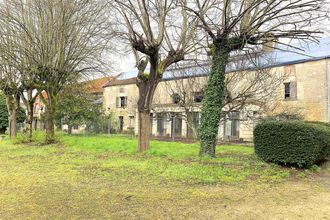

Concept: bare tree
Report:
left=113, top=0, right=199, bottom=152
left=154, top=52, right=285, bottom=140
left=152, top=65, right=207, bottom=139
left=0, top=0, right=111, bottom=143
left=186, top=0, right=328, bottom=157
left=0, top=9, right=41, bottom=140
left=0, top=23, right=24, bottom=139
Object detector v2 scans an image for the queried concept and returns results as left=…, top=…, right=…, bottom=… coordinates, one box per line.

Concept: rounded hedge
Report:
left=254, top=120, right=330, bottom=168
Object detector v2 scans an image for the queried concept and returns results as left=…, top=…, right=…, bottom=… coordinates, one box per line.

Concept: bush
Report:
left=254, top=120, right=330, bottom=168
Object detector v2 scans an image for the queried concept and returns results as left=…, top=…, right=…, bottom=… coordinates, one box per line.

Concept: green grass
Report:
left=2, top=133, right=296, bottom=184
left=1, top=133, right=329, bottom=219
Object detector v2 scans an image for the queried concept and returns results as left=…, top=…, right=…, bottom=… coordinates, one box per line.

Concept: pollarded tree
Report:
left=0, top=31, right=22, bottom=138
left=113, top=0, right=200, bottom=152
left=0, top=0, right=111, bottom=143
left=188, top=0, right=328, bottom=157
left=0, top=9, right=40, bottom=140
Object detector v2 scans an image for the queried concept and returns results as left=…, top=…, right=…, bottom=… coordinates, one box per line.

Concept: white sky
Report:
left=112, top=13, right=330, bottom=75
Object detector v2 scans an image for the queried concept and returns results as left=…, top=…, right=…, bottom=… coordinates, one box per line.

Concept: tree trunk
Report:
left=199, top=47, right=230, bottom=157
left=44, top=93, right=56, bottom=144
left=136, top=61, right=160, bottom=153
left=8, top=110, right=17, bottom=139
left=138, top=110, right=150, bottom=152
left=68, top=124, right=72, bottom=135
left=5, top=95, right=18, bottom=139
left=27, top=101, right=34, bottom=140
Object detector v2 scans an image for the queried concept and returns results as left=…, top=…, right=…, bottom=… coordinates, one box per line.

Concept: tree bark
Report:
left=68, top=124, right=72, bottom=135
left=44, top=93, right=57, bottom=144
left=136, top=60, right=160, bottom=153
left=25, top=99, right=34, bottom=140
left=5, top=95, right=18, bottom=139
left=21, top=90, right=38, bottom=141
left=199, top=46, right=230, bottom=157
left=138, top=110, right=150, bottom=152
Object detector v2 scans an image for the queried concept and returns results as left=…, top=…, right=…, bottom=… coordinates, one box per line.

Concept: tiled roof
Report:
left=84, top=77, right=113, bottom=93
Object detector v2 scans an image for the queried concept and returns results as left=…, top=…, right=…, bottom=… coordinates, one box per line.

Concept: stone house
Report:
left=102, top=38, right=330, bottom=142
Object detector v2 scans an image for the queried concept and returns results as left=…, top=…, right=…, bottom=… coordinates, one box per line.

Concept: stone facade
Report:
left=103, top=58, right=330, bottom=142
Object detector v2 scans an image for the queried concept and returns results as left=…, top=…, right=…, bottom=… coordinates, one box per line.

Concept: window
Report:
left=129, top=116, right=135, bottom=128
left=157, top=113, right=166, bottom=136
left=193, top=91, right=204, bottom=103
left=172, top=93, right=180, bottom=104
left=284, top=82, right=297, bottom=100
left=284, top=82, right=291, bottom=99
left=116, top=96, right=127, bottom=108
left=225, top=111, right=239, bottom=138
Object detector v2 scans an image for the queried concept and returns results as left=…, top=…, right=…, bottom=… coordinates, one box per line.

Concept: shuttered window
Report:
left=290, top=81, right=297, bottom=99
left=116, top=96, right=127, bottom=108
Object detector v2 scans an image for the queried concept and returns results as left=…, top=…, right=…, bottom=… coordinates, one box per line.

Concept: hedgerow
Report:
left=254, top=120, right=330, bottom=168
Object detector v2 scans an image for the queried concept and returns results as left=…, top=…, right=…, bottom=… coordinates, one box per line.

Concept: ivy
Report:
left=138, top=72, right=150, bottom=81
left=157, top=61, right=165, bottom=78
left=199, top=47, right=230, bottom=157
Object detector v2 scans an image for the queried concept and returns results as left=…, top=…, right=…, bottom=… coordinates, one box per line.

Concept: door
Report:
left=119, top=116, right=124, bottom=132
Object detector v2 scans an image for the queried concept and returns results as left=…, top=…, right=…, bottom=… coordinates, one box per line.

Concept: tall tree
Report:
left=113, top=0, right=199, bottom=152
left=187, top=0, right=327, bottom=157
left=0, top=0, right=111, bottom=143
left=0, top=30, right=22, bottom=139
left=0, top=6, right=40, bottom=140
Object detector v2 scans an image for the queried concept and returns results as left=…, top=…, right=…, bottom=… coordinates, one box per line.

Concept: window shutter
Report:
left=116, top=97, right=119, bottom=108
left=290, top=81, right=297, bottom=99
left=124, top=97, right=127, bottom=108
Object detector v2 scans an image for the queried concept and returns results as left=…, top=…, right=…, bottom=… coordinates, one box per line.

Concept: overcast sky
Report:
left=111, top=14, right=330, bottom=75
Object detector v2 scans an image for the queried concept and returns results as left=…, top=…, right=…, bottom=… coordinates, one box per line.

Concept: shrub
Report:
left=254, top=120, right=330, bottom=168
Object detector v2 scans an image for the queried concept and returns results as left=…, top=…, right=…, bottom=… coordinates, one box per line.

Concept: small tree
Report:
left=188, top=0, right=327, bottom=157
left=55, top=84, right=101, bottom=134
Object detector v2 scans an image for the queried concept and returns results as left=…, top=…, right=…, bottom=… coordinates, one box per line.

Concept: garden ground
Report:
left=0, top=134, right=329, bottom=219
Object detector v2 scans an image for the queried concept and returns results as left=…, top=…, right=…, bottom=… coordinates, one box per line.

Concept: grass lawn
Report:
left=0, top=133, right=329, bottom=219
